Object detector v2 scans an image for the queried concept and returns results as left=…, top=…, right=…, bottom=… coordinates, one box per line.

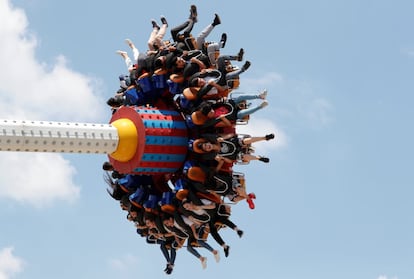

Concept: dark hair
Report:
left=144, top=212, right=155, bottom=222
left=162, top=213, right=173, bottom=222
left=106, top=97, right=123, bottom=107
left=154, top=56, right=165, bottom=69
left=111, top=171, right=122, bottom=179
left=165, top=53, right=177, bottom=70
left=181, top=198, right=191, bottom=205
left=102, top=161, right=113, bottom=171
left=120, top=195, right=131, bottom=210
left=188, top=76, right=199, bottom=88
left=199, top=103, right=212, bottom=116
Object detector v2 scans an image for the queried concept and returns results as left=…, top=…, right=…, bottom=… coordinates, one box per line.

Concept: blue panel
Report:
left=135, top=108, right=180, bottom=116
left=145, top=135, right=188, bottom=146
left=133, top=167, right=179, bottom=173
left=141, top=153, right=186, bottom=162
left=142, top=119, right=186, bottom=129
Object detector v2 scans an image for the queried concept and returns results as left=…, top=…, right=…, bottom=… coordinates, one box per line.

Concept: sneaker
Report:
left=166, top=267, right=173, bottom=275
left=165, top=264, right=174, bottom=274
left=125, top=38, right=134, bottom=48
left=160, top=16, right=168, bottom=26
left=151, top=19, right=160, bottom=29
left=190, top=5, right=198, bottom=21
left=200, top=257, right=207, bottom=269
left=116, top=50, right=127, bottom=57
left=265, top=133, right=275, bottom=140
left=247, top=198, right=255, bottom=209
left=213, top=250, right=220, bottom=263
left=212, top=13, right=221, bottom=26
left=237, top=230, right=244, bottom=238
left=242, top=60, right=251, bottom=71
left=237, top=48, right=244, bottom=61
left=220, top=33, right=227, bottom=48
left=259, top=89, right=268, bottom=99
left=223, top=245, right=230, bottom=257
left=258, top=156, right=270, bottom=163
left=260, top=100, right=268, bottom=109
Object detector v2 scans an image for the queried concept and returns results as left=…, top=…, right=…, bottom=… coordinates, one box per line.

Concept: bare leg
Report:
left=125, top=39, right=139, bottom=60
left=116, top=50, right=133, bottom=70
left=241, top=136, right=266, bottom=145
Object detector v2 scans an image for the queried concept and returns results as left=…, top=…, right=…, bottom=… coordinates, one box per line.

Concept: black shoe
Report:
left=160, top=16, right=168, bottom=26
left=237, top=230, right=244, bottom=238
left=242, top=60, right=251, bottom=71
left=238, top=48, right=244, bottom=61
left=212, top=13, right=221, bottom=26
left=265, top=133, right=275, bottom=140
left=224, top=245, right=230, bottom=257
left=220, top=33, right=227, bottom=48
left=258, top=156, right=269, bottom=163
left=190, top=5, right=198, bottom=21
left=165, top=265, right=173, bottom=275
left=151, top=20, right=159, bottom=29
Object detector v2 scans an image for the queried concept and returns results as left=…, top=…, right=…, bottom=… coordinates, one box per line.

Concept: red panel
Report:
left=138, top=161, right=183, bottom=169
left=143, top=145, right=188, bottom=155
left=144, top=128, right=188, bottom=137
left=108, top=106, right=146, bottom=174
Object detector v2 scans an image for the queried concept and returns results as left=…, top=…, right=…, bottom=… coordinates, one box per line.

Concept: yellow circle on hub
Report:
left=110, top=118, right=138, bottom=162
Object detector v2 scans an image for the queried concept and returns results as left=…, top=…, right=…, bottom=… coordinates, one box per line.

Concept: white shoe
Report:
left=213, top=250, right=220, bottom=263
left=259, top=89, right=268, bottom=99
left=260, top=100, right=268, bottom=108
left=200, top=257, right=207, bottom=269
left=125, top=38, right=134, bottom=48
left=116, top=50, right=127, bottom=56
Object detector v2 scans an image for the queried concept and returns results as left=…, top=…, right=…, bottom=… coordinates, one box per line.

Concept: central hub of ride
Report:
left=108, top=104, right=189, bottom=175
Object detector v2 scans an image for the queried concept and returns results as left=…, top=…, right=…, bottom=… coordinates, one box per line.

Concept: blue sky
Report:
left=0, top=0, right=413, bottom=278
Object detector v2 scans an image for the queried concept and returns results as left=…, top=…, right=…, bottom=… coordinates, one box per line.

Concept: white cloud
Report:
left=242, top=71, right=284, bottom=89
left=0, top=0, right=105, bottom=206
left=234, top=70, right=288, bottom=153
left=0, top=247, right=25, bottom=279
left=236, top=117, right=287, bottom=155
left=108, top=254, right=139, bottom=271
left=0, top=1, right=105, bottom=121
left=298, top=97, right=334, bottom=128
left=0, top=152, right=79, bottom=207
left=400, top=47, right=414, bottom=57
left=286, top=77, right=335, bottom=129
left=247, top=71, right=335, bottom=130
left=406, top=50, right=414, bottom=57
left=240, top=69, right=335, bottom=141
